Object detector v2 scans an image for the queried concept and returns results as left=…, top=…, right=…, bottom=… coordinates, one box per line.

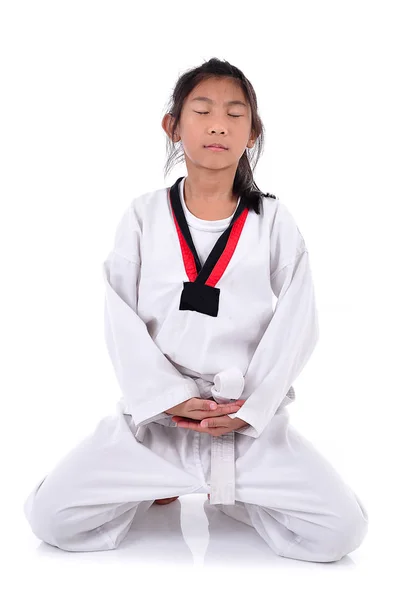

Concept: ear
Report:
left=162, top=113, right=180, bottom=142
left=247, top=131, right=256, bottom=149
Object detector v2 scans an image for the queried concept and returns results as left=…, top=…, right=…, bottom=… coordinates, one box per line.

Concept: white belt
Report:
left=195, top=367, right=245, bottom=506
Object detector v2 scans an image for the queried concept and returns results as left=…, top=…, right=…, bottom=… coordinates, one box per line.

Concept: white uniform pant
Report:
left=23, top=403, right=368, bottom=562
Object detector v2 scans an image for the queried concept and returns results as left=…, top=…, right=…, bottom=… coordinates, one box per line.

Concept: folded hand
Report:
left=171, top=413, right=248, bottom=437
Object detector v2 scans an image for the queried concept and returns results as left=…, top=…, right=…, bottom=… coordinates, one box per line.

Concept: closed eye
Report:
left=194, top=111, right=242, bottom=118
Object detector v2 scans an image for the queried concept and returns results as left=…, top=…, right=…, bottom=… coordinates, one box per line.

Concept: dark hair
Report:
left=162, top=57, right=276, bottom=214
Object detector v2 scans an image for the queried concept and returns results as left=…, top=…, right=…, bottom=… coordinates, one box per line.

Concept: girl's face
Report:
left=168, top=77, right=255, bottom=170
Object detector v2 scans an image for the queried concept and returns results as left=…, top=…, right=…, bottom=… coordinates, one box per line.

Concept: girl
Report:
left=23, top=57, right=368, bottom=561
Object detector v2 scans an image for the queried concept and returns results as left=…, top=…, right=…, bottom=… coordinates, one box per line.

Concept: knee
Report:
left=23, top=478, right=84, bottom=550
left=24, top=478, right=117, bottom=552
left=23, top=480, right=64, bottom=547
left=322, top=494, right=369, bottom=561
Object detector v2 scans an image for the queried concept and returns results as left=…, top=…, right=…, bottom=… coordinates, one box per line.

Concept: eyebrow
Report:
left=190, top=96, right=248, bottom=108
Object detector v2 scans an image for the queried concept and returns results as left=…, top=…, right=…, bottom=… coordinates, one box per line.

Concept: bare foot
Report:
left=154, top=496, right=179, bottom=505
left=154, top=494, right=211, bottom=504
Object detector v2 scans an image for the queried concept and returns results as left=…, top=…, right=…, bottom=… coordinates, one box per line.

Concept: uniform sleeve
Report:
left=103, top=203, right=201, bottom=428
left=227, top=201, right=319, bottom=439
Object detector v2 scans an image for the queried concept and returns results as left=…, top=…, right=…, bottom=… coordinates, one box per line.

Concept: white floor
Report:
left=8, top=491, right=386, bottom=600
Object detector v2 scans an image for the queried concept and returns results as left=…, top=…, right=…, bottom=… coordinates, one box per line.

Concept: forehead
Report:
left=187, top=77, right=248, bottom=106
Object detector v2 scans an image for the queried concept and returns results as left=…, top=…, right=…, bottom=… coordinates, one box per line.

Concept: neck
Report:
left=184, top=171, right=237, bottom=207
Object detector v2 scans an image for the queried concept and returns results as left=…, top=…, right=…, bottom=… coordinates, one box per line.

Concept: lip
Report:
left=204, top=144, right=228, bottom=151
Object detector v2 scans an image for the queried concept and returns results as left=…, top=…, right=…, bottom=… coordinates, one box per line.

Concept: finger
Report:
left=200, top=415, right=231, bottom=428
left=172, top=415, right=226, bottom=426
left=210, top=406, right=237, bottom=416
left=174, top=416, right=199, bottom=424
left=175, top=416, right=219, bottom=429
left=216, top=405, right=243, bottom=416
left=212, top=401, right=244, bottom=410
left=172, top=415, right=207, bottom=423
left=188, top=404, right=241, bottom=420
left=176, top=420, right=204, bottom=431
left=174, top=419, right=227, bottom=437
left=188, top=398, right=215, bottom=412
left=198, top=399, right=245, bottom=412
left=173, top=405, right=239, bottom=424
left=203, top=399, right=219, bottom=411
left=201, top=399, right=242, bottom=411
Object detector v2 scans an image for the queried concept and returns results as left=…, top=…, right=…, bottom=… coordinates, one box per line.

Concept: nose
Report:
left=209, top=127, right=226, bottom=134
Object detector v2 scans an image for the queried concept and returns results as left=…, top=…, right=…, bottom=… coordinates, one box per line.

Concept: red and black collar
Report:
left=168, top=176, right=250, bottom=317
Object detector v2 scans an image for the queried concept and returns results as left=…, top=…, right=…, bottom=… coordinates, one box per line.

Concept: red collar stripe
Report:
left=169, top=187, right=249, bottom=287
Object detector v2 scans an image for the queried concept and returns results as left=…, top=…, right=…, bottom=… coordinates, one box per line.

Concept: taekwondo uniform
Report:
left=23, top=176, right=369, bottom=561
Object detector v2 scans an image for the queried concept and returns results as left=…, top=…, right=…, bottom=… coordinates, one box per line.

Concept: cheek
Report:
left=182, top=121, right=201, bottom=144
left=181, top=133, right=205, bottom=158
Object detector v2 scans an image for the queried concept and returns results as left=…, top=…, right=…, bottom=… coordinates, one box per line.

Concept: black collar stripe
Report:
left=206, top=208, right=248, bottom=287
left=168, top=176, right=249, bottom=288
left=170, top=202, right=198, bottom=282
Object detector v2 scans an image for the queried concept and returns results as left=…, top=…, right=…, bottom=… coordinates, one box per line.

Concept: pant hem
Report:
left=97, top=524, right=117, bottom=549
left=96, top=483, right=204, bottom=549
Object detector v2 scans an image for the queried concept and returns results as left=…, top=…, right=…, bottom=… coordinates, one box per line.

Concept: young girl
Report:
left=23, top=57, right=368, bottom=561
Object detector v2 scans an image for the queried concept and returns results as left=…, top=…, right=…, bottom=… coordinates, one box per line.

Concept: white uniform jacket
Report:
left=102, top=176, right=319, bottom=504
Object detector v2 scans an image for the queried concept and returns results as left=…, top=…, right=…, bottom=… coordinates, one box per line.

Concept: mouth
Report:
left=204, top=144, right=228, bottom=151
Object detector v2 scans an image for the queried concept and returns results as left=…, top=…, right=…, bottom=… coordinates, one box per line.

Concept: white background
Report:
left=1, top=0, right=399, bottom=597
